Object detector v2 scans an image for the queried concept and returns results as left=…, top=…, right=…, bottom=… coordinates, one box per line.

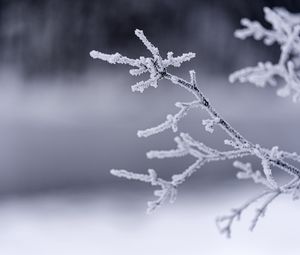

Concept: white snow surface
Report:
left=0, top=189, right=299, bottom=255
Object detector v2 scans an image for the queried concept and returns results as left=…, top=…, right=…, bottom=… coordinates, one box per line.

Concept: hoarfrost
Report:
left=91, top=27, right=300, bottom=237
left=230, top=7, right=300, bottom=102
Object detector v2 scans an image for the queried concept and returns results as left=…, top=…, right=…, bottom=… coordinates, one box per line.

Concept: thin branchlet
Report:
left=90, top=28, right=300, bottom=237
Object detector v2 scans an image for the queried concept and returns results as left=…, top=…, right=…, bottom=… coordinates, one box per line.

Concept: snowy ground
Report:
left=0, top=189, right=299, bottom=255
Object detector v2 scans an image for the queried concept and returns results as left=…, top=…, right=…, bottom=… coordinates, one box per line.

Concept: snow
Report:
left=0, top=190, right=299, bottom=255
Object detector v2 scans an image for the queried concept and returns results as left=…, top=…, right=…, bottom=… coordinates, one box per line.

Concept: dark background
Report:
left=1, top=0, right=299, bottom=76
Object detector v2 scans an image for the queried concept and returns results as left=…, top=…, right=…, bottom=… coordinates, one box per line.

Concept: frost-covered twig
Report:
left=216, top=161, right=281, bottom=238
left=90, top=29, right=300, bottom=236
left=230, top=7, right=300, bottom=102
left=110, top=168, right=177, bottom=213
left=137, top=100, right=201, bottom=137
left=216, top=190, right=275, bottom=238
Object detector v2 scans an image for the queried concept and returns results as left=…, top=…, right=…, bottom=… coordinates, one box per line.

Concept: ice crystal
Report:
left=91, top=28, right=300, bottom=237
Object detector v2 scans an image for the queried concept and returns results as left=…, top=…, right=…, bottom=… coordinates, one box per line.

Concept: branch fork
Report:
left=90, top=28, right=300, bottom=237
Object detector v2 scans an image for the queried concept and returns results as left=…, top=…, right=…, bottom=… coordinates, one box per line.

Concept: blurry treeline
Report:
left=0, top=0, right=299, bottom=76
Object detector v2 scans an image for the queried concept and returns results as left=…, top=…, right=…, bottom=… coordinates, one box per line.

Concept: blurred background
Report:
left=1, top=0, right=300, bottom=254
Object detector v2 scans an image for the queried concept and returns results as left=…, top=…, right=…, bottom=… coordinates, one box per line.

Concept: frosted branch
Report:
left=216, top=190, right=280, bottom=238
left=218, top=158, right=300, bottom=237
left=91, top=28, right=300, bottom=237
left=137, top=100, right=200, bottom=137
left=111, top=168, right=177, bottom=213
left=90, top=29, right=195, bottom=94
left=231, top=7, right=300, bottom=102
left=234, top=161, right=276, bottom=189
